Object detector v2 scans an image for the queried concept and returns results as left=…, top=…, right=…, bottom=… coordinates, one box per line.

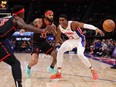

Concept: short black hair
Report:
left=44, top=9, right=53, bottom=14
left=59, top=14, right=68, bottom=20
left=12, top=5, right=24, bottom=13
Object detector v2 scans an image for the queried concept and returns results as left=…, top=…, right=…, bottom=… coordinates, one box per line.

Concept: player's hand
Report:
left=40, top=32, right=47, bottom=38
left=19, top=29, right=25, bottom=34
left=40, top=25, right=52, bottom=38
left=95, top=29, right=105, bottom=36
left=44, top=25, right=53, bottom=33
left=51, top=25, right=57, bottom=36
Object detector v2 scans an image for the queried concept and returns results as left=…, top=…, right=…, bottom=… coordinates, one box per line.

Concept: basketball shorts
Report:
left=0, top=42, right=12, bottom=62
left=32, top=41, right=53, bottom=55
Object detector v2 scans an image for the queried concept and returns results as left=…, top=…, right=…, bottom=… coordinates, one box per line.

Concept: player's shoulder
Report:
left=34, top=18, right=42, bottom=21
left=0, top=16, right=12, bottom=21
left=3, top=16, right=12, bottom=19
left=71, top=21, right=79, bottom=25
left=68, top=21, right=73, bottom=23
left=33, top=18, right=42, bottom=24
left=71, top=20, right=78, bottom=23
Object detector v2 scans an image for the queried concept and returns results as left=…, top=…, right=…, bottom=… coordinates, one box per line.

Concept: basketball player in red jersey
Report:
left=0, top=5, right=52, bottom=87
left=26, top=10, right=57, bottom=78
left=50, top=14, right=104, bottom=80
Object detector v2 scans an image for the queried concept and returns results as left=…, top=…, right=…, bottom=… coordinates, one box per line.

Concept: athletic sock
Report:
left=50, top=65, right=54, bottom=69
left=28, top=65, right=31, bottom=69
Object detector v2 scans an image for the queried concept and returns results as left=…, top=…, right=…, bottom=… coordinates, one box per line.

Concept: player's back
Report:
left=0, top=16, right=16, bottom=41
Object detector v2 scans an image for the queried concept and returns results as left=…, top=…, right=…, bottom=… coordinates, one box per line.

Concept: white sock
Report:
left=57, top=69, right=61, bottom=73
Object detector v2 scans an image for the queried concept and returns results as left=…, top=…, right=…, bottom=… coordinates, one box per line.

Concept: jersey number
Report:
left=0, top=19, right=8, bottom=26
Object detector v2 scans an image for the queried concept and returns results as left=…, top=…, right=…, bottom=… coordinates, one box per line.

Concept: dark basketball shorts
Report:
left=32, top=41, right=54, bottom=55
left=0, top=42, right=12, bottom=62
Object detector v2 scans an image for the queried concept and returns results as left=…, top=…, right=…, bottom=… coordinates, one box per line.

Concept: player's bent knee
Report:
left=58, top=49, right=65, bottom=54
left=58, top=46, right=69, bottom=53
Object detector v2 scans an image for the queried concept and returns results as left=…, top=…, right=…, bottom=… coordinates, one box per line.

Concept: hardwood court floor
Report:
left=0, top=53, right=116, bottom=87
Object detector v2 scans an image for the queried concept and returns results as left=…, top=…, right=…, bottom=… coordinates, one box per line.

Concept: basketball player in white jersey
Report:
left=50, top=14, right=104, bottom=80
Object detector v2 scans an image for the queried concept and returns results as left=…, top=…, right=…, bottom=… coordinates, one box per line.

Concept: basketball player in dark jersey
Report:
left=0, top=5, right=52, bottom=87
left=26, top=10, right=58, bottom=78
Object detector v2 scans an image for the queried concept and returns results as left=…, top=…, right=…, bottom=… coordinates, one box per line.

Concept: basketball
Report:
left=102, top=19, right=115, bottom=32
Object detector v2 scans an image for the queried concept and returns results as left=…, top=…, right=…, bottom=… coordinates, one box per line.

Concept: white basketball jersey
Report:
left=59, top=21, right=85, bottom=40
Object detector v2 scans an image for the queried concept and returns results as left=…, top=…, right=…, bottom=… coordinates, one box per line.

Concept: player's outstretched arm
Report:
left=72, top=21, right=104, bottom=36
left=14, top=17, right=51, bottom=34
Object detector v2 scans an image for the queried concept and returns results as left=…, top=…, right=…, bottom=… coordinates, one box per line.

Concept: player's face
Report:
left=46, top=13, right=54, bottom=22
left=59, top=17, right=67, bottom=27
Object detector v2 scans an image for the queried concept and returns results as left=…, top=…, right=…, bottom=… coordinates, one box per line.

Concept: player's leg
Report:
left=0, top=43, right=22, bottom=87
left=50, top=49, right=57, bottom=67
left=50, top=42, right=62, bottom=67
left=3, top=54, right=22, bottom=87
left=76, top=41, right=98, bottom=80
left=47, top=49, right=57, bottom=74
left=50, top=40, right=75, bottom=79
left=26, top=47, right=39, bottom=78
left=40, top=41, right=56, bottom=74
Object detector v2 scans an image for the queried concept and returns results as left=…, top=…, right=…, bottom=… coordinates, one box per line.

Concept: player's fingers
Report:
left=102, top=33, right=105, bottom=36
left=101, top=32, right=105, bottom=36
left=95, top=32, right=98, bottom=36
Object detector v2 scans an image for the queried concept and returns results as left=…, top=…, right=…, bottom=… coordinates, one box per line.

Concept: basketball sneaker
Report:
left=110, top=65, right=116, bottom=69
left=50, top=73, right=62, bottom=79
left=26, top=65, right=31, bottom=78
left=47, top=66, right=56, bottom=74
left=91, top=69, right=98, bottom=80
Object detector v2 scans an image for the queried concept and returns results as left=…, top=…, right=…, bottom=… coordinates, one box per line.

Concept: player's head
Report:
left=44, top=10, right=54, bottom=23
left=59, top=14, right=68, bottom=27
left=12, top=5, right=25, bottom=18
